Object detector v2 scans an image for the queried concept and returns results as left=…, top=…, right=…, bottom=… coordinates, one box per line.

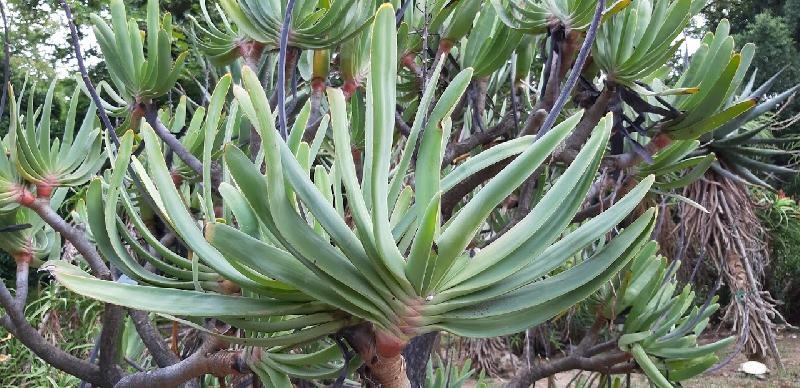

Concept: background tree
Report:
left=701, top=0, right=800, bottom=109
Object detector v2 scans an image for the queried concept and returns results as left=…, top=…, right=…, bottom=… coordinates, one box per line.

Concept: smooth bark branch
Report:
left=537, top=48, right=563, bottom=118
left=520, top=109, right=547, bottom=137
left=565, top=86, right=615, bottom=151
left=99, top=306, right=126, bottom=383
left=14, top=261, right=29, bottom=309
left=586, top=340, right=619, bottom=357
left=58, top=0, right=119, bottom=146
left=538, top=0, right=606, bottom=136
left=507, top=350, right=632, bottom=388
left=129, top=309, right=181, bottom=368
left=115, top=340, right=244, bottom=387
left=441, top=158, right=510, bottom=219
left=254, top=48, right=300, bottom=158
left=26, top=198, right=110, bottom=279
left=576, top=317, right=605, bottom=353
left=395, top=111, right=412, bottom=138
left=143, top=105, right=204, bottom=175
left=442, top=112, right=517, bottom=167
left=343, top=323, right=411, bottom=388
left=472, top=77, right=490, bottom=131
left=507, top=84, right=614, bottom=231
left=142, top=104, right=225, bottom=190
left=508, top=317, right=633, bottom=387
left=0, top=278, right=20, bottom=318
left=24, top=198, right=126, bottom=385
left=602, top=136, right=673, bottom=170
left=276, top=0, right=297, bottom=140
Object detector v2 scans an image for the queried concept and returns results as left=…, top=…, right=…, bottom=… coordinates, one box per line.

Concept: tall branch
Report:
left=26, top=198, right=110, bottom=279
left=115, top=338, right=245, bottom=388
left=59, top=0, right=180, bottom=224
left=99, top=306, right=126, bottom=383
left=276, top=0, right=297, bottom=140
left=565, top=86, right=615, bottom=151
left=442, top=112, right=517, bottom=166
left=507, top=351, right=632, bottom=388
left=538, top=0, right=606, bottom=136
left=24, top=198, right=126, bottom=384
left=142, top=104, right=204, bottom=176
left=129, top=309, right=180, bottom=368
left=58, top=0, right=119, bottom=147
left=13, top=260, right=29, bottom=309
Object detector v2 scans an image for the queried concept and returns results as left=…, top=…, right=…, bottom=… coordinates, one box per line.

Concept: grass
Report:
left=0, top=279, right=102, bottom=388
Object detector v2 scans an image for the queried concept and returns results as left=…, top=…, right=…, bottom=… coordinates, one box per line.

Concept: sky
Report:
left=4, top=1, right=102, bottom=79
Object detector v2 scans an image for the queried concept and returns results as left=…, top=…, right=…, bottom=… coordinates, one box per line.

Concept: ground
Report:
left=463, top=331, right=800, bottom=387
left=682, top=332, right=800, bottom=388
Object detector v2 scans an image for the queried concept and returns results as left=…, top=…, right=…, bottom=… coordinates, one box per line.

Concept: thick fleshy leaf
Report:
left=44, top=261, right=329, bottom=317
left=433, top=111, right=584, bottom=290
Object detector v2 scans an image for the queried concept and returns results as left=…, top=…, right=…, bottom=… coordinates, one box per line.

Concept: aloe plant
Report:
left=189, top=0, right=248, bottom=67
left=339, top=28, right=371, bottom=96
left=593, top=0, right=703, bottom=85
left=9, top=82, right=105, bottom=198
left=0, top=128, right=25, bottom=213
left=397, top=0, right=480, bottom=58
left=90, top=0, right=186, bottom=107
left=653, top=20, right=756, bottom=140
left=600, top=246, right=733, bottom=388
left=459, top=3, right=523, bottom=78
left=632, top=58, right=800, bottom=189
left=633, top=140, right=716, bottom=190
left=3, top=0, right=793, bottom=385
left=704, top=70, right=800, bottom=186
left=37, top=5, right=664, bottom=386
left=219, top=0, right=375, bottom=50
left=0, top=198, right=61, bottom=267
left=493, top=0, right=630, bottom=33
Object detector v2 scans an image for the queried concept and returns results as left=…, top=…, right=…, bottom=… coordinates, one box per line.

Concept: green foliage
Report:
left=634, top=140, right=715, bottom=190
left=89, top=0, right=187, bottom=106
left=0, top=1, right=103, bottom=78
left=735, top=12, right=800, bottom=94
left=600, top=246, right=733, bottom=387
left=425, top=355, right=487, bottom=388
left=2, top=0, right=795, bottom=385
left=755, top=189, right=800, bottom=319
left=705, top=70, right=800, bottom=187
left=8, top=4, right=661, bottom=385
left=785, top=0, right=800, bottom=36
left=593, top=0, right=703, bottom=85
left=459, top=2, right=523, bottom=78
left=699, top=0, right=800, bottom=121
left=0, top=282, right=102, bottom=387
left=0, top=130, right=21, bottom=212
left=493, top=0, right=629, bottom=33
left=0, top=206, right=60, bottom=267
left=9, top=80, right=105, bottom=192
left=702, top=0, right=786, bottom=34
left=219, top=0, right=376, bottom=50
